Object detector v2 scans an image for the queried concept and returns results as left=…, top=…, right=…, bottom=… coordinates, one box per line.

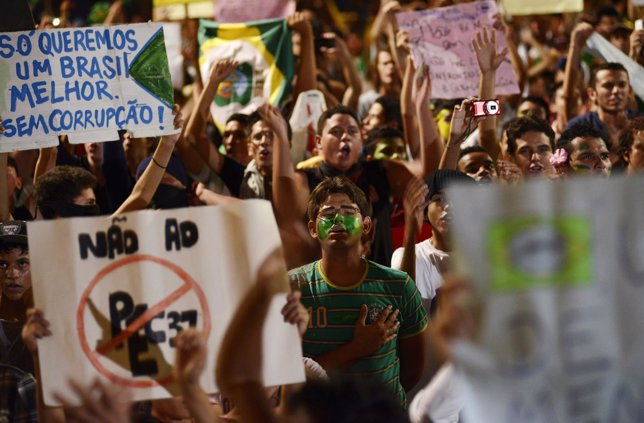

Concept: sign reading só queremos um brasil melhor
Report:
left=0, top=23, right=178, bottom=152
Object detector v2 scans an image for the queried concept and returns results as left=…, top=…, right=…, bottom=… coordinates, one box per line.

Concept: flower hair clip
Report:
left=550, top=148, right=568, bottom=168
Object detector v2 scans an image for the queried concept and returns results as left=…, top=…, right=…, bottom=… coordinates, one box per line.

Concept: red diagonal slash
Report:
left=95, top=280, right=191, bottom=355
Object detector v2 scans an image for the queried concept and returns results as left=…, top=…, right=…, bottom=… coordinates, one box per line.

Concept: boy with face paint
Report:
left=290, top=177, right=428, bottom=406
left=554, top=121, right=612, bottom=177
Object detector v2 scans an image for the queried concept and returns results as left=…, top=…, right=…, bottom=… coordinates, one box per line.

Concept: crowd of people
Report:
left=1, top=0, right=644, bottom=422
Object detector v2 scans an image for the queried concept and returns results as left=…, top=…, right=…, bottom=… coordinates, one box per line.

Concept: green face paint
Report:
left=572, top=164, right=591, bottom=173
left=317, top=213, right=362, bottom=240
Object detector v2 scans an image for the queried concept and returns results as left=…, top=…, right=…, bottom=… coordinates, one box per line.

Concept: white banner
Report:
left=29, top=201, right=305, bottom=405
left=449, top=175, right=644, bottom=422
left=0, top=23, right=179, bottom=152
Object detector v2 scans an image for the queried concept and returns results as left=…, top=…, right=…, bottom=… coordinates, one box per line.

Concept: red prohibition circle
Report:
left=76, top=254, right=211, bottom=388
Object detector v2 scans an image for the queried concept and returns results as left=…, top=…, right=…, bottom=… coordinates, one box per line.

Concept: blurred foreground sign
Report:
left=450, top=175, right=644, bottom=422
left=29, top=201, right=305, bottom=405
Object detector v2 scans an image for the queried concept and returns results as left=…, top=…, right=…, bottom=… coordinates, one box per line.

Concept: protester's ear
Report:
left=315, top=134, right=322, bottom=151
left=587, top=86, right=597, bottom=104
left=307, top=219, right=318, bottom=239
left=362, top=216, right=373, bottom=236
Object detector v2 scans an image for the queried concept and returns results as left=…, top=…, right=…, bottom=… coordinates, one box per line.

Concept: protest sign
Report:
left=501, top=0, right=583, bottom=15
left=0, top=23, right=178, bottom=153
left=28, top=201, right=305, bottom=405
left=199, top=19, right=294, bottom=130
left=448, top=175, right=644, bottom=422
left=585, top=33, right=644, bottom=101
left=396, top=0, right=519, bottom=99
left=289, top=89, right=327, bottom=164
left=214, top=0, right=295, bottom=23
left=153, top=0, right=214, bottom=20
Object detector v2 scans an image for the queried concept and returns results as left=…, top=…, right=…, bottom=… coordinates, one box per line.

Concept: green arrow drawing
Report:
left=129, top=27, right=174, bottom=108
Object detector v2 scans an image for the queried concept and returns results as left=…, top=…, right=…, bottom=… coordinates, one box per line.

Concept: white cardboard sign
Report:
left=29, top=201, right=305, bottom=405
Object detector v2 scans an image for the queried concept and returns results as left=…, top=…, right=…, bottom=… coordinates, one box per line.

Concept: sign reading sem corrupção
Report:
left=0, top=23, right=178, bottom=152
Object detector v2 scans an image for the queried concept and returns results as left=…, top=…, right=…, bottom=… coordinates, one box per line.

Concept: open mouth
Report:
left=440, top=214, right=452, bottom=224
left=259, top=150, right=271, bottom=158
left=339, top=145, right=351, bottom=158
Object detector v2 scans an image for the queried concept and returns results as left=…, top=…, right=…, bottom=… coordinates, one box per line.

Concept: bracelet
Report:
left=152, top=157, right=166, bottom=169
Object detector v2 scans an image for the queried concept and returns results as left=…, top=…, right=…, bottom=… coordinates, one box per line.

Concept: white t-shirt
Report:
left=409, top=364, right=462, bottom=423
left=391, top=238, right=450, bottom=302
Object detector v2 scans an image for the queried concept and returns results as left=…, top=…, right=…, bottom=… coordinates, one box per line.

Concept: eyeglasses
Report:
left=318, top=205, right=361, bottom=219
left=250, top=130, right=274, bottom=145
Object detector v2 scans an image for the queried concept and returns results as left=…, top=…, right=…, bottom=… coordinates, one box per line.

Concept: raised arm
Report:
left=184, top=60, right=237, bottom=175
left=397, top=178, right=429, bottom=281
left=473, top=27, right=508, bottom=162
left=630, top=29, right=644, bottom=66
left=563, top=23, right=593, bottom=124
left=215, top=248, right=288, bottom=423
left=320, top=33, right=362, bottom=113
left=399, top=35, right=420, bottom=159
left=112, top=107, right=183, bottom=216
left=258, top=104, right=309, bottom=230
left=413, top=64, right=443, bottom=178
left=288, top=13, right=317, bottom=102
left=175, top=330, right=220, bottom=423
left=439, top=99, right=474, bottom=170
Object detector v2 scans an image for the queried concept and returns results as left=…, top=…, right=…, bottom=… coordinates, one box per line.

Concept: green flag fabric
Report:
left=198, top=18, right=294, bottom=130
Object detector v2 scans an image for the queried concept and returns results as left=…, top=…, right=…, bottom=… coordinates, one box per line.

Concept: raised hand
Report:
left=350, top=304, right=400, bottom=357
left=412, top=63, right=431, bottom=107
left=396, top=30, right=410, bottom=54
left=21, top=308, right=52, bottom=355
left=257, top=103, right=288, bottom=140
left=53, top=378, right=130, bottom=423
left=287, top=12, right=312, bottom=34
left=472, top=27, right=509, bottom=74
left=208, top=59, right=238, bottom=86
left=281, top=291, right=309, bottom=338
left=403, top=177, right=429, bottom=235
left=571, top=22, right=594, bottom=48
left=174, top=329, right=207, bottom=387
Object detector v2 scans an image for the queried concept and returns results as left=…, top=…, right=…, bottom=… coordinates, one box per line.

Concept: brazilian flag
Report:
left=199, top=18, right=294, bottom=130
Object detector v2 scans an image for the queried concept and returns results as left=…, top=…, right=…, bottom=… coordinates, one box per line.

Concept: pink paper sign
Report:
left=214, top=0, right=295, bottom=23
left=396, top=1, right=519, bottom=99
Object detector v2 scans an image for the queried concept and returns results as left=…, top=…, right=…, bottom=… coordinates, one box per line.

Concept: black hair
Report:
left=556, top=121, right=610, bottom=154
left=0, top=242, right=28, bottom=255
left=247, top=109, right=293, bottom=142
left=6, top=156, right=19, bottom=176
left=589, top=62, right=629, bottom=88
left=365, top=126, right=404, bottom=146
left=373, top=96, right=403, bottom=130
left=621, top=116, right=644, bottom=155
left=596, top=5, right=620, bottom=23
left=518, top=95, right=551, bottom=122
left=286, top=375, right=409, bottom=423
left=458, top=145, right=491, bottom=161
left=225, top=113, right=251, bottom=131
left=317, top=105, right=360, bottom=135
left=35, top=165, right=97, bottom=219
left=505, top=116, right=555, bottom=155
left=307, top=177, right=370, bottom=221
